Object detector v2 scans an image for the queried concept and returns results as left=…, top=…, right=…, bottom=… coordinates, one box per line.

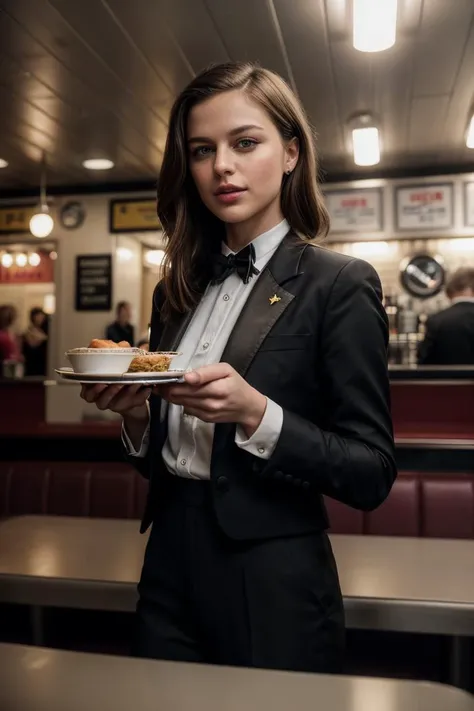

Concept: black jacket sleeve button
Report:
left=274, top=470, right=284, bottom=480
left=302, top=481, right=310, bottom=491
left=284, top=474, right=293, bottom=483
left=216, top=476, right=230, bottom=492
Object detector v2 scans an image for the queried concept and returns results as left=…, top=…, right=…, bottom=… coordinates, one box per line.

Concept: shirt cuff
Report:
left=235, top=398, right=283, bottom=460
left=121, top=402, right=150, bottom=458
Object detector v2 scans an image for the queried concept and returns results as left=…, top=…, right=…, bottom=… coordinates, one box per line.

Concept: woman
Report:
left=0, top=305, right=21, bottom=369
left=81, top=62, right=396, bottom=673
left=22, top=307, right=49, bottom=376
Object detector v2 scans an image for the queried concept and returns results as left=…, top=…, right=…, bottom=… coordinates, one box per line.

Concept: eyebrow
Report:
left=187, top=124, right=265, bottom=144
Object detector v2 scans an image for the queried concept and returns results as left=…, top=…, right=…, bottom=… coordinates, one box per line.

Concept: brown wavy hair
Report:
left=157, top=61, right=329, bottom=319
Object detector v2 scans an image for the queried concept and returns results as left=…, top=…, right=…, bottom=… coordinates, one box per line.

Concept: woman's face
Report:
left=187, top=90, right=298, bottom=231
left=33, top=311, right=45, bottom=327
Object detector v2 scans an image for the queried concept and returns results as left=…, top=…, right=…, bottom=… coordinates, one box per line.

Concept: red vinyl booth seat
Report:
left=0, top=462, right=473, bottom=539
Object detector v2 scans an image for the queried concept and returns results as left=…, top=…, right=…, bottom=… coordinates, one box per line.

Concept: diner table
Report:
left=1, top=642, right=473, bottom=711
left=0, top=515, right=473, bottom=688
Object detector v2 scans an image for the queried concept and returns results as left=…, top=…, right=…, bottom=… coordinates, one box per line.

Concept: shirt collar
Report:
left=222, top=219, right=290, bottom=261
left=452, top=297, right=474, bottom=304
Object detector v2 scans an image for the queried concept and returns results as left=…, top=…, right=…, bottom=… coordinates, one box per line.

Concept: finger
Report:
left=95, top=384, right=126, bottom=410
left=184, top=363, right=233, bottom=386
left=109, top=387, right=151, bottom=412
left=80, top=384, right=108, bottom=403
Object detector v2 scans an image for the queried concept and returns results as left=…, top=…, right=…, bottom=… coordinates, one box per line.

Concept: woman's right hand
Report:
left=80, top=383, right=151, bottom=419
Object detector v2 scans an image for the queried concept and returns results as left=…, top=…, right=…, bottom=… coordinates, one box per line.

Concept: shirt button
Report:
left=223, top=294, right=230, bottom=302
left=202, top=342, right=209, bottom=350
left=258, top=447, right=265, bottom=454
left=180, top=459, right=187, bottom=466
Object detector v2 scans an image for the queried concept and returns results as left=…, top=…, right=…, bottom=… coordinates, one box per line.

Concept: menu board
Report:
left=109, top=198, right=161, bottom=232
left=395, top=184, right=453, bottom=230
left=464, top=182, right=474, bottom=226
left=75, top=254, right=112, bottom=311
left=325, top=189, right=383, bottom=232
left=0, top=204, right=37, bottom=234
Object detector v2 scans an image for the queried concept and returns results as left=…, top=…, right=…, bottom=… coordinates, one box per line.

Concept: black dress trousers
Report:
left=131, top=476, right=345, bottom=673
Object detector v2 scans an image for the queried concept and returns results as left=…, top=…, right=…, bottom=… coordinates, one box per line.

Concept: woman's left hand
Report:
left=155, top=363, right=267, bottom=438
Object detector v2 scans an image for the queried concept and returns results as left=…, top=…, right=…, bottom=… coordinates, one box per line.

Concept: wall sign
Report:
left=395, top=184, right=453, bottom=230
left=325, top=189, right=383, bottom=232
left=0, top=253, right=54, bottom=284
left=109, top=198, right=161, bottom=233
left=0, top=204, right=37, bottom=234
left=464, top=182, right=474, bottom=227
left=399, top=254, right=445, bottom=299
left=75, top=254, right=112, bottom=311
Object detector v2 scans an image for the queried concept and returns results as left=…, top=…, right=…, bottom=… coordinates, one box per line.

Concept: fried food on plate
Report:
left=88, top=338, right=131, bottom=349
left=128, top=353, right=173, bottom=373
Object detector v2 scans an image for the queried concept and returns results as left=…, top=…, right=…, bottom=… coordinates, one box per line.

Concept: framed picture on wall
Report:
left=0, top=204, right=37, bottom=234
left=109, top=198, right=161, bottom=233
left=325, top=188, right=383, bottom=233
left=464, top=182, right=474, bottom=227
left=395, top=183, right=453, bottom=230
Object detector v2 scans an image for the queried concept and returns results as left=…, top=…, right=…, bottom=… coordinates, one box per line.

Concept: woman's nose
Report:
left=213, top=146, right=235, bottom=176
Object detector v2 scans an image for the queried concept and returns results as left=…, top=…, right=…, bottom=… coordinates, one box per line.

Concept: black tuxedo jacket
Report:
left=127, top=233, right=396, bottom=539
left=418, top=301, right=474, bottom=365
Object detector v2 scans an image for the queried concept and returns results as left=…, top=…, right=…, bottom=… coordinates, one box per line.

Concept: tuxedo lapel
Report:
left=157, top=308, right=196, bottom=352
left=220, top=232, right=306, bottom=378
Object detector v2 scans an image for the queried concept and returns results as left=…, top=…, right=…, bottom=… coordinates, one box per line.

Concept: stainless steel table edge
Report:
left=2, top=574, right=474, bottom=636
left=344, top=596, right=474, bottom=636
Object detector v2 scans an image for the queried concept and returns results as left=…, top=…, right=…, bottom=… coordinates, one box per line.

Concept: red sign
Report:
left=0, top=253, right=54, bottom=284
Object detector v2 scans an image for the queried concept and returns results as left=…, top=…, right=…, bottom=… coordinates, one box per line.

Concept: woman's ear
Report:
left=285, top=137, right=300, bottom=174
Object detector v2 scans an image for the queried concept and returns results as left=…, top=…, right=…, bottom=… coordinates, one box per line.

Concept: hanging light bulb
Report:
left=28, top=252, right=41, bottom=267
left=30, top=152, right=54, bottom=238
left=1, top=253, right=13, bottom=268
left=15, top=253, right=28, bottom=267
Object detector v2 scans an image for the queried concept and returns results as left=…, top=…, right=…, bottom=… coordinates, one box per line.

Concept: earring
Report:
left=286, top=169, right=291, bottom=175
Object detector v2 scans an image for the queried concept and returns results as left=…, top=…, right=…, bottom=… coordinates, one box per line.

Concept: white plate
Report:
left=55, top=367, right=187, bottom=385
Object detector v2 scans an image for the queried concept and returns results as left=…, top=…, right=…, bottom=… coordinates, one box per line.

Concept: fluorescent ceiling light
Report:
left=82, top=158, right=114, bottom=170
left=353, top=0, right=397, bottom=53
left=0, top=158, right=8, bottom=168
left=466, top=116, right=474, bottom=149
left=352, top=126, right=380, bottom=166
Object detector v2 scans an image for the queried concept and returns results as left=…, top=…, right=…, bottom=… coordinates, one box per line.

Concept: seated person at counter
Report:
left=105, top=301, right=135, bottom=346
left=418, top=267, right=474, bottom=365
left=22, top=307, right=48, bottom=376
left=0, top=304, right=21, bottom=369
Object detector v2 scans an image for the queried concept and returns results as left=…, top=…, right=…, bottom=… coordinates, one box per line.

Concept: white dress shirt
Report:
left=122, top=220, right=288, bottom=480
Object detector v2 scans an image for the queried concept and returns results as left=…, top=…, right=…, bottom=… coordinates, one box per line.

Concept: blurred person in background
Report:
left=0, top=304, right=21, bottom=368
left=105, top=300, right=135, bottom=346
left=418, top=267, right=474, bottom=365
left=22, top=307, right=49, bottom=376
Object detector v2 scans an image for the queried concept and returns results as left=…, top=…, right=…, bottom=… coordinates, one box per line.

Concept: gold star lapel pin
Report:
left=269, top=294, right=281, bottom=305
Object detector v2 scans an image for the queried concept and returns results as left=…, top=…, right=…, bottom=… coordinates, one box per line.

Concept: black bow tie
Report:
left=210, top=243, right=260, bottom=286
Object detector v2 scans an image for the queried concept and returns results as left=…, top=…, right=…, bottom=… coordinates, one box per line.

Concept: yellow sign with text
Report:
left=110, top=199, right=161, bottom=232
left=0, top=205, right=37, bottom=233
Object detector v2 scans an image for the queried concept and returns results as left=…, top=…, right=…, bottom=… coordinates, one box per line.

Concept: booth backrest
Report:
left=0, top=462, right=473, bottom=538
